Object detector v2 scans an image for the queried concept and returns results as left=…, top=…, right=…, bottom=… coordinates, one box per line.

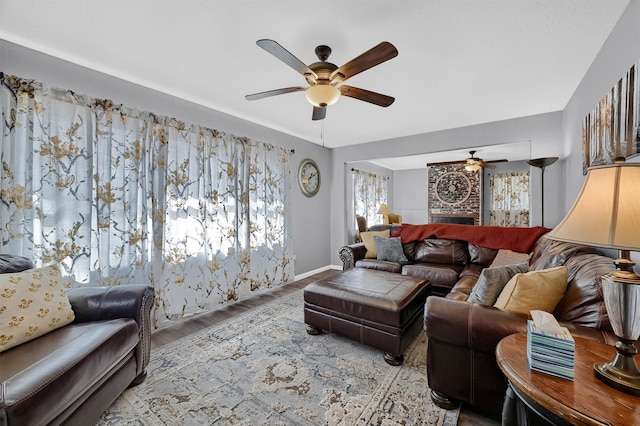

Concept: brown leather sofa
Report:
left=0, top=255, right=155, bottom=426
left=424, top=237, right=618, bottom=418
left=339, top=223, right=493, bottom=296
left=339, top=228, right=619, bottom=418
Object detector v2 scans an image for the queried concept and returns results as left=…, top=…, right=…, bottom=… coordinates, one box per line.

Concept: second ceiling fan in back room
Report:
left=427, top=151, right=508, bottom=172
left=245, top=39, right=398, bottom=120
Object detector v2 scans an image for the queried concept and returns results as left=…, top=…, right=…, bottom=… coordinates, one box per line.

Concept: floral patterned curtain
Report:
left=0, top=73, right=293, bottom=329
left=352, top=169, right=388, bottom=232
left=489, top=172, right=530, bottom=227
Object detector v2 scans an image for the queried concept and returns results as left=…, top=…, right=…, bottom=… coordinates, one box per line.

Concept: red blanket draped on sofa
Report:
left=391, top=223, right=550, bottom=253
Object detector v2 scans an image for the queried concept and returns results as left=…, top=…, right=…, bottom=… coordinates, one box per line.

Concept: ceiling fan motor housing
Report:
left=315, top=45, right=332, bottom=61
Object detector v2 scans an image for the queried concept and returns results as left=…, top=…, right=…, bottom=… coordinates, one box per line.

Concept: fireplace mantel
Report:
left=429, top=213, right=476, bottom=225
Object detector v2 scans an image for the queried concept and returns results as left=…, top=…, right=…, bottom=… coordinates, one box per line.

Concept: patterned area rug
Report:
left=98, top=289, right=459, bottom=425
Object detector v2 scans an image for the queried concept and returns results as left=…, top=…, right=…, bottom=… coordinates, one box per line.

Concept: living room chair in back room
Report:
left=355, top=214, right=367, bottom=242
left=378, top=203, right=402, bottom=224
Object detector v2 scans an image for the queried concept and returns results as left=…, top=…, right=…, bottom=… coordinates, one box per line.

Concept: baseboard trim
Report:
left=294, top=265, right=341, bottom=281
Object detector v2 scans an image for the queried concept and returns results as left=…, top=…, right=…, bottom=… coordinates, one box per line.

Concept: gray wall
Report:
left=392, top=168, right=428, bottom=225
left=562, top=0, right=640, bottom=204
left=0, top=39, right=332, bottom=275
left=561, top=0, right=640, bottom=263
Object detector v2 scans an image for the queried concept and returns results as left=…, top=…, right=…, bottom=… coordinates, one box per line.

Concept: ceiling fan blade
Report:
left=427, top=160, right=465, bottom=167
left=312, top=106, right=326, bottom=121
left=487, top=159, right=508, bottom=164
left=245, top=87, right=306, bottom=101
left=330, top=41, right=398, bottom=84
left=339, top=86, right=394, bottom=107
left=256, top=39, right=318, bottom=82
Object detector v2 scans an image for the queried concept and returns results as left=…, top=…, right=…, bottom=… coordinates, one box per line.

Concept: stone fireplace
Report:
left=428, top=165, right=481, bottom=225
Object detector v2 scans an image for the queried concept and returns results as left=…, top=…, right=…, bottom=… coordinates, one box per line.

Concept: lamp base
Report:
left=594, top=349, right=640, bottom=396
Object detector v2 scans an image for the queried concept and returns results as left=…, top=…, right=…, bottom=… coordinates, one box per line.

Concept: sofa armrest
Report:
left=424, top=296, right=615, bottom=354
left=68, top=284, right=155, bottom=377
left=68, top=284, right=154, bottom=324
left=339, top=243, right=367, bottom=270
left=424, top=296, right=530, bottom=354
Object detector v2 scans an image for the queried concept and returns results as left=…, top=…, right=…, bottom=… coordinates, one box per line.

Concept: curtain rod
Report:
left=351, top=168, right=389, bottom=179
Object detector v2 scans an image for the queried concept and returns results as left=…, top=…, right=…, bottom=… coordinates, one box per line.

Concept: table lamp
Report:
left=546, top=159, right=640, bottom=395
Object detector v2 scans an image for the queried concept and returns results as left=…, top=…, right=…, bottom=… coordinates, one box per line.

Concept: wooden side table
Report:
left=496, top=333, right=640, bottom=426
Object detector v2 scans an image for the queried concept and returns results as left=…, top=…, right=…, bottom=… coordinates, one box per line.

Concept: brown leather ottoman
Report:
left=304, top=268, right=430, bottom=365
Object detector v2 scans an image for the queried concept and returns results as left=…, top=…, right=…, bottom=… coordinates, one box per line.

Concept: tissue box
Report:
left=527, top=320, right=575, bottom=380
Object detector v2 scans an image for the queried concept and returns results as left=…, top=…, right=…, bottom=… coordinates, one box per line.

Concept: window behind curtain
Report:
left=489, top=172, right=530, bottom=227
left=352, top=169, right=388, bottom=234
left=0, top=72, right=293, bottom=329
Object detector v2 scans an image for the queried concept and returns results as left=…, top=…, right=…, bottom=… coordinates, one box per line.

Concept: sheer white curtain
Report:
left=489, top=172, right=530, bottom=227
left=0, top=73, right=293, bottom=329
left=352, top=169, right=388, bottom=233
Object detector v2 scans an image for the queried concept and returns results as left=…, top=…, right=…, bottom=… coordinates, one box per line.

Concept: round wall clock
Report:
left=435, top=171, right=472, bottom=205
left=298, top=159, right=320, bottom=197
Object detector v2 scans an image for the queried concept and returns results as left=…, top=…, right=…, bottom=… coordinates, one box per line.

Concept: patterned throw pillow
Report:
left=468, top=263, right=530, bottom=306
left=375, top=236, right=409, bottom=263
left=0, top=265, right=75, bottom=352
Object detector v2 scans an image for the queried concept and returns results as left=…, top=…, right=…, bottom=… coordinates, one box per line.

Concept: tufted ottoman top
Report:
left=304, top=268, right=429, bottom=328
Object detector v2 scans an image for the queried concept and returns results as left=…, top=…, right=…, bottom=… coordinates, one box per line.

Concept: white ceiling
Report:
left=0, top=0, right=630, bottom=154
left=369, top=140, right=533, bottom=170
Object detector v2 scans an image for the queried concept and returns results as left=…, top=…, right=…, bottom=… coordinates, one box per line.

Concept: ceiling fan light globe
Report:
left=305, top=85, right=340, bottom=107
left=465, top=164, right=481, bottom=172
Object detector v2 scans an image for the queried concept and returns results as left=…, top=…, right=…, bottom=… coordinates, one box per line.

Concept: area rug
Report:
left=98, top=289, right=459, bottom=425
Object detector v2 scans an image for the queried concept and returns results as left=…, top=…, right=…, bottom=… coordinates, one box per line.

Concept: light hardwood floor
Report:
left=150, top=268, right=499, bottom=425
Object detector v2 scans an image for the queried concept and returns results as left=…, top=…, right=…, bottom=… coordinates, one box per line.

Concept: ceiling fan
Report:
left=427, top=151, right=508, bottom=171
left=245, top=39, right=398, bottom=121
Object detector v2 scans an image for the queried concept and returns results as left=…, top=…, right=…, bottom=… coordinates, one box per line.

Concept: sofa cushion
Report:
left=468, top=243, right=498, bottom=266
left=402, top=262, right=463, bottom=290
left=468, top=263, right=530, bottom=306
left=0, top=265, right=75, bottom=352
left=553, top=253, right=614, bottom=330
left=402, top=241, right=418, bottom=260
left=413, top=239, right=468, bottom=265
left=361, top=230, right=390, bottom=259
left=490, top=249, right=531, bottom=267
left=494, top=266, right=568, bottom=315
left=375, top=236, right=409, bottom=263
left=529, top=238, right=597, bottom=271
left=355, top=259, right=403, bottom=274
left=0, top=319, right=139, bottom=425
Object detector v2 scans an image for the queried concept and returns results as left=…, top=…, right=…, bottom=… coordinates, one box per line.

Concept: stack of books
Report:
left=527, top=319, right=575, bottom=380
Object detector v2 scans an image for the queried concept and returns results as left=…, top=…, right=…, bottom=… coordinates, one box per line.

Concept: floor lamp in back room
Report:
left=527, top=157, right=558, bottom=227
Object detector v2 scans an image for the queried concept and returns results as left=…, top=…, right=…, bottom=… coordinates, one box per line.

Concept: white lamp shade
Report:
left=305, top=85, right=340, bottom=107
left=546, top=163, right=640, bottom=251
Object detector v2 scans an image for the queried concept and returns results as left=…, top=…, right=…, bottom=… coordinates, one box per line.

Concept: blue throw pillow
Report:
left=375, top=236, right=409, bottom=263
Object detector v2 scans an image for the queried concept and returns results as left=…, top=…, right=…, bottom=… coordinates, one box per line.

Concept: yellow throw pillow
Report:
left=360, top=229, right=391, bottom=259
left=0, top=265, right=75, bottom=352
left=493, top=266, right=568, bottom=316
